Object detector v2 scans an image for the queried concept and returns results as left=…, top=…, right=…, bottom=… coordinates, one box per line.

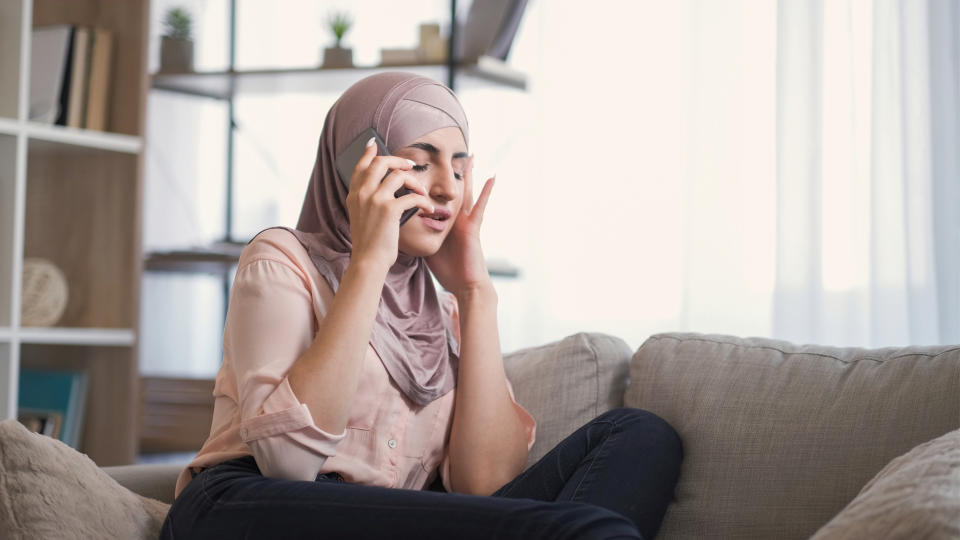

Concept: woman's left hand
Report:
left=425, top=155, right=496, bottom=299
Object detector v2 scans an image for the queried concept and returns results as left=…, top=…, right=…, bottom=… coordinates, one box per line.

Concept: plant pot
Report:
left=160, top=36, right=194, bottom=73
left=322, top=46, right=354, bottom=68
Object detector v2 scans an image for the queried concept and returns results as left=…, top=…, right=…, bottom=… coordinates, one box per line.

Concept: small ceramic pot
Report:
left=160, top=36, right=194, bottom=73
left=323, top=46, right=354, bottom=68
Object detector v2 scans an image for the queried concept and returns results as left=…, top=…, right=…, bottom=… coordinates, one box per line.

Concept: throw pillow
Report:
left=0, top=419, right=170, bottom=540
left=810, top=427, right=960, bottom=539
left=503, top=331, right=632, bottom=468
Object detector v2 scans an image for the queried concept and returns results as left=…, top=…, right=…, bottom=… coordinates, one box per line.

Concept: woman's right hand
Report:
left=346, top=136, right=436, bottom=272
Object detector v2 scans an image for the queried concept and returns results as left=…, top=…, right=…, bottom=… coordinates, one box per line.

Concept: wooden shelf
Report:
left=0, top=118, right=142, bottom=154
left=0, top=117, right=20, bottom=136
left=485, top=257, right=521, bottom=278
left=25, top=121, right=142, bottom=153
left=151, top=55, right=527, bottom=100
left=145, top=241, right=521, bottom=278
left=144, top=241, right=246, bottom=275
left=18, top=327, right=135, bottom=346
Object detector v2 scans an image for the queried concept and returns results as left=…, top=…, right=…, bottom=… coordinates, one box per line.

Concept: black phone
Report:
left=335, top=127, right=420, bottom=226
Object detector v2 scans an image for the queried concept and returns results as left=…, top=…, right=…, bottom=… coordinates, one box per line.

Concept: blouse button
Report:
left=387, top=439, right=397, bottom=449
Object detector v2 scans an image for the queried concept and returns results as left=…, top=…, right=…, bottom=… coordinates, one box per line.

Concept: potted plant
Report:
left=322, top=10, right=354, bottom=68
left=160, top=6, right=194, bottom=73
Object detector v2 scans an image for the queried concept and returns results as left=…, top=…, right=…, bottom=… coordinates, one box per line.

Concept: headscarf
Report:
left=254, top=72, right=468, bottom=407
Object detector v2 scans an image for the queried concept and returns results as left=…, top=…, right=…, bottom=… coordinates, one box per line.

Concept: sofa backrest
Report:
left=626, top=332, right=960, bottom=540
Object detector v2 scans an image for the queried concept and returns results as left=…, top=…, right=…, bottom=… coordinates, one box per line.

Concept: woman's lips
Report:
left=420, top=215, right=447, bottom=231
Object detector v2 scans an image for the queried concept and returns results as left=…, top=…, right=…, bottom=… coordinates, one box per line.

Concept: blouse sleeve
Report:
left=226, top=257, right=347, bottom=482
left=506, top=377, right=537, bottom=454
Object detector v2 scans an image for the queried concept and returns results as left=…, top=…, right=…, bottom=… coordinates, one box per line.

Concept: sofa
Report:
left=3, top=331, right=959, bottom=539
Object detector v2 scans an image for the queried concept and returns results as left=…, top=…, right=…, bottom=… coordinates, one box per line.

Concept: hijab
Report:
left=254, top=72, right=468, bottom=407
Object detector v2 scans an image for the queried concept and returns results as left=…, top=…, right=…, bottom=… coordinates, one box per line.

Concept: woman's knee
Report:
left=598, top=407, right=684, bottom=460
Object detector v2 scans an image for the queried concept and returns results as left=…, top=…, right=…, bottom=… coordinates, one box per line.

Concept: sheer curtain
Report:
left=512, top=0, right=959, bottom=352
left=512, top=0, right=778, bottom=352
left=772, top=0, right=960, bottom=347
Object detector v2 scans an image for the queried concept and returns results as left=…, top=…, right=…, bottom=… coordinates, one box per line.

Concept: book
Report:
left=18, top=368, right=89, bottom=448
left=53, top=26, right=76, bottom=126
left=66, top=26, right=91, bottom=128
left=84, top=27, right=113, bottom=131
left=29, top=25, right=73, bottom=123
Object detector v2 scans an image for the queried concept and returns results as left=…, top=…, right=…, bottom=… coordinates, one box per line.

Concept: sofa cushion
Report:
left=0, top=419, right=170, bottom=540
left=503, top=331, right=632, bottom=468
left=625, top=332, right=960, bottom=540
left=810, top=427, right=960, bottom=540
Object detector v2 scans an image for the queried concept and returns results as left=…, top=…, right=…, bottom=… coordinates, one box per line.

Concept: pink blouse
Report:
left=174, top=228, right=536, bottom=499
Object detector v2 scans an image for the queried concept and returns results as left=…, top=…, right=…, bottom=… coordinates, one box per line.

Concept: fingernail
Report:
left=366, top=137, right=375, bottom=148
left=406, top=159, right=416, bottom=167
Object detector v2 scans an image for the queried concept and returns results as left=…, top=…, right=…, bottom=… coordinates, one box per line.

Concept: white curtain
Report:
left=772, top=0, right=960, bottom=347
left=926, top=0, right=960, bottom=345
left=500, top=0, right=959, bottom=352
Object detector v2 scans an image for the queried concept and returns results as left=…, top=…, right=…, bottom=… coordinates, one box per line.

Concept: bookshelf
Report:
left=0, top=0, right=149, bottom=465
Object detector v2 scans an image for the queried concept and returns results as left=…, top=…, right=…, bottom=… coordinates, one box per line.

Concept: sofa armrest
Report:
left=103, top=463, right=184, bottom=505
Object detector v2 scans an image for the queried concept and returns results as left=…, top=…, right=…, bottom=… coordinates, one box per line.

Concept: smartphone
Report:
left=335, top=127, right=420, bottom=226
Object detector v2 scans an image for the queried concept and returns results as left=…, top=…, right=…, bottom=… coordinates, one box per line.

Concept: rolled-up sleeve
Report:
left=226, top=257, right=347, bottom=482
left=505, top=377, right=537, bottom=453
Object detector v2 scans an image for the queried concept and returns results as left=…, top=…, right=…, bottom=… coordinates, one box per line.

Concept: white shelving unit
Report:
left=0, top=0, right=149, bottom=465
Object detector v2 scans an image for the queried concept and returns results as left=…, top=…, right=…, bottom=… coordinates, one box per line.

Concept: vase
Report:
left=160, top=36, right=194, bottom=73
left=21, top=258, right=68, bottom=327
left=322, top=46, right=354, bottom=68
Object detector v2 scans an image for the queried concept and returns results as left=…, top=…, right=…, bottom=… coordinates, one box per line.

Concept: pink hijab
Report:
left=255, top=72, right=468, bottom=407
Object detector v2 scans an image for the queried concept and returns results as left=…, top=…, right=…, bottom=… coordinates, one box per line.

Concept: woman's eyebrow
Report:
left=404, top=142, right=469, bottom=159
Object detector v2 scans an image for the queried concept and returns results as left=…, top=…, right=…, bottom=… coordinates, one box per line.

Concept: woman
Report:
left=161, top=72, right=683, bottom=540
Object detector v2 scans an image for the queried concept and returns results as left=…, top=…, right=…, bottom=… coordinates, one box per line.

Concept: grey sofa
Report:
left=104, top=331, right=960, bottom=539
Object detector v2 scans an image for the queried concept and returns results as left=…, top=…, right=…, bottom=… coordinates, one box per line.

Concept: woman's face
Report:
left=394, top=126, right=469, bottom=258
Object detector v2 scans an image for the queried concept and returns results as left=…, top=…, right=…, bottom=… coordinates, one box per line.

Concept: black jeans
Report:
left=160, top=407, right=683, bottom=540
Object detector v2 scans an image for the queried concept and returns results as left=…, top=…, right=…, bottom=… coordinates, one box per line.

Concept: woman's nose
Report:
left=428, top=164, right=458, bottom=201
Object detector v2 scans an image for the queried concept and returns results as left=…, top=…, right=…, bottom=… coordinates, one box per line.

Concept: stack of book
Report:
left=30, top=24, right=114, bottom=131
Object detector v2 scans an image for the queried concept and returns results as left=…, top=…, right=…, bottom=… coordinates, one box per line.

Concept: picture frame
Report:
left=17, top=408, right=64, bottom=439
